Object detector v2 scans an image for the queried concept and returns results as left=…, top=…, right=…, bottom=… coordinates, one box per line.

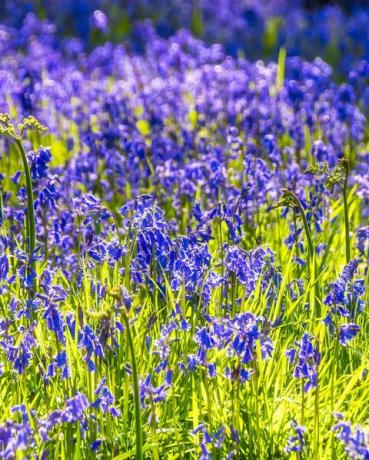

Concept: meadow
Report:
left=1, top=2, right=369, bottom=459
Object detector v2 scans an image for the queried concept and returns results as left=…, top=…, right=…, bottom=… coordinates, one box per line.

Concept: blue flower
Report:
left=338, top=323, right=360, bottom=346
left=43, top=303, right=65, bottom=345
left=0, top=255, right=9, bottom=280
left=333, top=414, right=369, bottom=459
left=286, top=333, right=320, bottom=392
left=47, top=350, right=70, bottom=381
left=92, top=378, right=120, bottom=417
left=356, top=226, right=369, bottom=255
left=0, top=406, right=34, bottom=458
left=91, top=440, right=102, bottom=451
left=140, top=375, right=167, bottom=406
left=324, top=259, right=363, bottom=319
left=285, top=418, right=306, bottom=453
left=78, top=325, right=104, bottom=372
left=30, top=146, right=52, bottom=180
left=39, top=393, right=89, bottom=441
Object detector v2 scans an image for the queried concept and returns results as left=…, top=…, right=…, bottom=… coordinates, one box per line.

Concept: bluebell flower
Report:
left=16, top=247, right=42, bottom=290
left=35, top=179, right=60, bottom=211
left=225, top=245, right=278, bottom=298
left=285, top=418, right=306, bottom=453
left=87, top=240, right=107, bottom=263
left=324, top=260, right=364, bottom=345
left=47, top=350, right=70, bottom=381
left=286, top=333, right=320, bottom=392
left=333, top=414, right=369, bottom=459
left=208, top=363, right=216, bottom=378
left=191, top=424, right=227, bottom=459
left=338, top=324, right=360, bottom=346
left=192, top=312, right=273, bottom=383
left=78, top=325, right=104, bottom=372
left=90, top=10, right=109, bottom=33
left=92, top=378, right=120, bottom=417
left=91, top=440, right=102, bottom=452
left=30, top=146, right=52, bottom=180
left=0, top=254, right=9, bottom=280
left=139, top=374, right=169, bottom=408
left=107, top=239, right=126, bottom=264
left=226, top=126, right=243, bottom=157
left=324, top=259, right=363, bottom=318
left=356, top=226, right=369, bottom=255
left=39, top=393, right=89, bottom=442
left=0, top=408, right=34, bottom=458
left=10, top=171, right=21, bottom=184
left=0, top=326, right=37, bottom=374
left=43, top=303, right=65, bottom=345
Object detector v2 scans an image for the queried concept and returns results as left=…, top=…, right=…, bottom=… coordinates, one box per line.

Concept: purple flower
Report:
left=91, top=440, right=102, bottom=451
left=285, top=418, right=306, bottom=453
left=43, top=303, right=65, bottom=345
left=78, top=325, right=104, bottom=372
left=192, top=313, right=273, bottom=383
left=30, top=146, right=52, bottom=180
left=286, top=333, right=320, bottom=392
left=39, top=393, right=89, bottom=441
left=324, top=260, right=363, bottom=319
left=140, top=374, right=169, bottom=407
left=191, top=424, right=227, bottom=459
left=333, top=414, right=369, bottom=459
left=356, top=226, right=369, bottom=255
left=92, top=378, right=120, bottom=417
left=90, top=10, right=109, bottom=33
left=0, top=255, right=9, bottom=280
left=47, top=350, right=70, bottom=380
left=338, top=324, right=360, bottom=346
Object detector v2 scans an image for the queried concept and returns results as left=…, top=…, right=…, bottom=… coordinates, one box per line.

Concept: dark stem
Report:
left=15, top=138, right=36, bottom=292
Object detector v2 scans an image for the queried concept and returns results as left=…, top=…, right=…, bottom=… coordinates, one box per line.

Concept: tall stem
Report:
left=296, top=202, right=314, bottom=259
left=121, top=307, right=143, bottom=460
left=342, top=181, right=351, bottom=264
left=292, top=197, right=322, bottom=316
left=15, top=139, right=36, bottom=290
left=313, top=365, right=320, bottom=460
left=330, top=325, right=339, bottom=460
left=0, top=184, right=4, bottom=226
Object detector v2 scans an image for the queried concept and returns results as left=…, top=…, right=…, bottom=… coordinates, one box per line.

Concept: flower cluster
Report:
left=333, top=414, right=369, bottom=459
left=324, top=260, right=363, bottom=345
left=286, top=333, right=321, bottom=392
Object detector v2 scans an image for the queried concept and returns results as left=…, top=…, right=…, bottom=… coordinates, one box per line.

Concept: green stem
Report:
left=15, top=139, right=36, bottom=288
left=330, top=329, right=339, bottom=460
left=296, top=202, right=314, bottom=259
left=342, top=185, right=351, bottom=264
left=121, top=307, right=143, bottom=460
left=233, top=379, right=241, bottom=460
left=313, top=353, right=320, bottom=460
left=0, top=185, right=3, bottom=226
left=301, top=381, right=305, bottom=426
left=150, top=400, right=160, bottom=460
left=294, top=195, right=320, bottom=316
left=253, top=364, right=261, bottom=457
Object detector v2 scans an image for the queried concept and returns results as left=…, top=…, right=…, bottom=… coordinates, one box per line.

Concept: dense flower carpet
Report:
left=1, top=1, right=369, bottom=458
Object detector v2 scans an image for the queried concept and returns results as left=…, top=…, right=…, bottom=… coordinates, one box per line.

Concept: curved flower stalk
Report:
left=274, top=189, right=314, bottom=259
left=0, top=113, right=47, bottom=292
left=306, top=158, right=351, bottom=263
left=274, top=189, right=321, bottom=318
